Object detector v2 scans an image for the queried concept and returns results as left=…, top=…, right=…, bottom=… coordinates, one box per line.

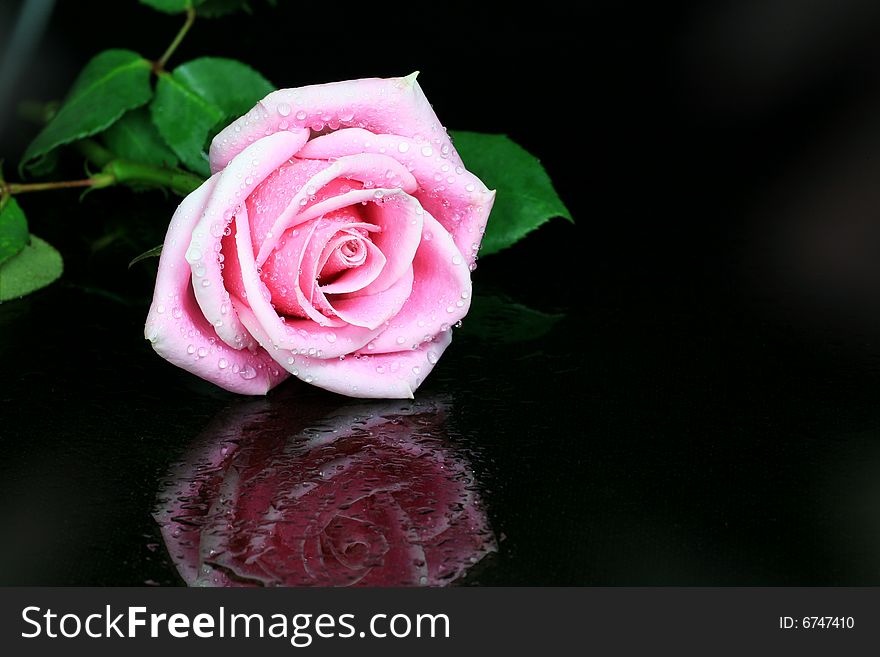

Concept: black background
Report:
left=2, top=0, right=880, bottom=585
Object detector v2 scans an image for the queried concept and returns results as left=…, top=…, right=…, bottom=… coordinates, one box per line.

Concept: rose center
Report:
left=318, top=233, right=369, bottom=284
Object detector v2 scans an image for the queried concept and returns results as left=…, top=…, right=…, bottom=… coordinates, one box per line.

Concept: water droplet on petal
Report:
left=239, top=365, right=257, bottom=380
left=277, top=102, right=291, bottom=117
left=398, top=142, right=410, bottom=153
left=218, top=358, right=228, bottom=369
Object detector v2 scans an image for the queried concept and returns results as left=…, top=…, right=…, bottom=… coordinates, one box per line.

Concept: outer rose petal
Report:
left=366, top=212, right=472, bottom=354
left=209, top=74, right=460, bottom=173
left=145, top=178, right=288, bottom=395
left=188, top=130, right=309, bottom=350
left=235, top=301, right=454, bottom=399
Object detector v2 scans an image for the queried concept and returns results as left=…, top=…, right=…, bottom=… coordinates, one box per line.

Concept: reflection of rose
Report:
left=155, top=391, right=496, bottom=586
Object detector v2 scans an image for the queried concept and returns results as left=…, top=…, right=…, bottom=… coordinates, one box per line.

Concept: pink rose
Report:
left=144, top=74, right=495, bottom=398
left=155, top=393, right=497, bottom=587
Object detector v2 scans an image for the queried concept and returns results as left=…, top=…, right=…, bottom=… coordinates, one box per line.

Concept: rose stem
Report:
left=155, top=6, right=196, bottom=72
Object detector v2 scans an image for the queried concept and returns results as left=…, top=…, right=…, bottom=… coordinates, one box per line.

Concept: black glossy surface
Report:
left=3, top=2, right=880, bottom=585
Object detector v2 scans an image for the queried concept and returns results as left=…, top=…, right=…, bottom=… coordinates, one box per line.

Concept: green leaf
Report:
left=451, top=131, right=572, bottom=256
left=173, top=57, right=274, bottom=119
left=0, top=198, right=29, bottom=267
left=140, top=0, right=254, bottom=17
left=102, top=108, right=179, bottom=167
left=0, top=235, right=63, bottom=302
left=151, top=73, right=223, bottom=176
left=139, top=0, right=192, bottom=13
left=196, top=0, right=253, bottom=17
left=458, top=292, right=564, bottom=343
left=150, top=59, right=274, bottom=176
left=23, top=50, right=153, bottom=168
left=129, top=244, right=163, bottom=268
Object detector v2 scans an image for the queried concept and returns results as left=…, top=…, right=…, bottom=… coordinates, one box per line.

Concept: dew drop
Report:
left=239, top=365, right=257, bottom=380
left=421, top=145, right=433, bottom=157
left=397, top=142, right=410, bottom=153
left=277, top=102, right=291, bottom=117
left=295, top=110, right=307, bottom=120
left=427, top=351, right=439, bottom=364
left=218, top=358, right=228, bottom=369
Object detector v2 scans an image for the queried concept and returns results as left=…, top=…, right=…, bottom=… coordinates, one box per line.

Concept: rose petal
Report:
left=255, top=153, right=417, bottom=266
left=365, top=212, right=471, bottom=354
left=329, top=265, right=414, bottom=329
left=209, top=75, right=458, bottom=173
left=319, top=238, right=386, bottom=294
left=188, top=130, right=309, bottom=349
left=145, top=178, right=289, bottom=395
left=231, top=202, right=385, bottom=357
left=236, top=300, right=454, bottom=398
left=298, top=128, right=495, bottom=266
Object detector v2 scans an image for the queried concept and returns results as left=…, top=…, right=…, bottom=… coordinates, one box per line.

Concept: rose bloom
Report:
left=155, top=394, right=497, bottom=587
left=144, top=74, right=495, bottom=398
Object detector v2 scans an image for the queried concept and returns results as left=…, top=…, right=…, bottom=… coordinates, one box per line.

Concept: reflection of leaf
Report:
left=451, top=131, right=571, bottom=256
left=0, top=198, right=29, bottom=267
left=458, top=293, right=564, bottom=343
left=0, top=235, right=63, bottom=301
left=23, top=50, right=152, bottom=167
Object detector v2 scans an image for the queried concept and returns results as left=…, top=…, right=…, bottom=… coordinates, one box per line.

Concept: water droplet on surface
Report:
left=397, top=142, right=410, bottom=153
left=156, top=304, right=166, bottom=314
left=277, top=102, right=291, bottom=117
left=452, top=254, right=463, bottom=265
left=197, top=347, right=208, bottom=358
left=421, top=146, right=433, bottom=157
left=295, top=110, right=307, bottom=121
left=325, top=333, right=337, bottom=343
left=218, top=358, right=228, bottom=369
left=239, top=365, right=257, bottom=380
left=427, top=351, right=439, bottom=364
